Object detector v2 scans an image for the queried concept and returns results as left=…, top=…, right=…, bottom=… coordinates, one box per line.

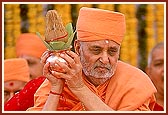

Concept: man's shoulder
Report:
left=114, top=60, right=155, bottom=87
left=114, top=61, right=156, bottom=91
left=116, top=61, right=146, bottom=76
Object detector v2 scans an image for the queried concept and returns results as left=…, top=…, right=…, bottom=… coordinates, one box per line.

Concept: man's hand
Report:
left=51, top=51, right=85, bottom=91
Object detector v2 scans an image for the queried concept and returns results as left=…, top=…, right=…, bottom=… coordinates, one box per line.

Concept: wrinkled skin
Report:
left=42, top=39, right=120, bottom=89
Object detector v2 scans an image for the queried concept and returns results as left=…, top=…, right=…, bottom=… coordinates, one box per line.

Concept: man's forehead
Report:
left=4, top=80, right=26, bottom=90
left=81, top=40, right=120, bottom=46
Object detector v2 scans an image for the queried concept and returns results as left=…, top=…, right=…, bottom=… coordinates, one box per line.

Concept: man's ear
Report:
left=74, top=40, right=80, bottom=55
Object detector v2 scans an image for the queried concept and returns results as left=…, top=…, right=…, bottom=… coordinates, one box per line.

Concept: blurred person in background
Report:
left=4, top=58, right=30, bottom=104
left=4, top=33, right=47, bottom=111
left=15, top=33, right=47, bottom=79
left=145, top=42, right=164, bottom=111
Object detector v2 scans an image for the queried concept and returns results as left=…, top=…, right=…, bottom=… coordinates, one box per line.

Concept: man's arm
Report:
left=71, top=85, right=114, bottom=111
left=42, top=85, right=63, bottom=111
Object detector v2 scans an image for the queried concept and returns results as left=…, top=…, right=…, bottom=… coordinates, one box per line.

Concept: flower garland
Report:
left=98, top=4, right=114, bottom=11
left=4, top=4, right=164, bottom=62
left=36, top=4, right=45, bottom=35
left=146, top=4, right=164, bottom=61
left=155, top=4, right=164, bottom=43
left=118, top=4, right=138, bottom=67
left=4, top=4, right=21, bottom=59
left=146, top=4, right=156, bottom=56
left=27, top=4, right=37, bottom=33
left=54, top=4, right=72, bottom=26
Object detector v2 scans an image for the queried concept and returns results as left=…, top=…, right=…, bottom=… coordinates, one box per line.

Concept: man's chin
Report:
left=92, top=74, right=112, bottom=79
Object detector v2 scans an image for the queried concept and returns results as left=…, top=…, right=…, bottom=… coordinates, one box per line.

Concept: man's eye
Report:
left=90, top=48, right=103, bottom=55
left=108, top=49, right=118, bottom=56
left=154, top=62, right=163, bottom=67
left=89, top=46, right=102, bottom=55
left=91, top=49, right=101, bottom=55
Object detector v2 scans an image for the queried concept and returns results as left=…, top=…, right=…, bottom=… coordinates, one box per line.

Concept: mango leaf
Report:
left=62, top=23, right=76, bottom=49
left=36, top=32, right=53, bottom=50
left=49, top=41, right=65, bottom=50
left=63, top=31, right=76, bottom=49
left=66, top=23, right=73, bottom=39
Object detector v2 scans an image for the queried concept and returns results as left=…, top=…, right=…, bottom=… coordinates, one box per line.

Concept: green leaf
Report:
left=49, top=41, right=65, bottom=50
left=36, top=32, right=53, bottom=50
left=63, top=31, right=76, bottom=49
left=63, top=23, right=76, bottom=49
left=65, top=23, right=73, bottom=38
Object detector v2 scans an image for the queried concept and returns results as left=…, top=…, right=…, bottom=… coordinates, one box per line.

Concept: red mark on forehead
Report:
left=9, top=82, right=14, bottom=86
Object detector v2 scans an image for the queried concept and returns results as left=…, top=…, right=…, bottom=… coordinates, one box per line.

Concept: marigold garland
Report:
left=4, top=4, right=164, bottom=69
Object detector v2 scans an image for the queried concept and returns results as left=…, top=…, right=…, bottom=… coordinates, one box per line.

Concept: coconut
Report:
left=45, top=10, right=68, bottom=43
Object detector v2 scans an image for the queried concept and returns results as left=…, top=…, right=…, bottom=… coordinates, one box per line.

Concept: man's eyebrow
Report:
left=109, top=46, right=118, bottom=50
left=89, top=45, right=102, bottom=49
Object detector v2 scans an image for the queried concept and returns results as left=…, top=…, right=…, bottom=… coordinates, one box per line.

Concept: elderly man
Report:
left=27, top=7, right=156, bottom=111
left=4, top=33, right=47, bottom=111
left=146, top=42, right=164, bottom=111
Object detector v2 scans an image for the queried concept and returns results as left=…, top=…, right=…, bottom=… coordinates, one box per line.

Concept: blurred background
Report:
left=3, top=3, right=165, bottom=72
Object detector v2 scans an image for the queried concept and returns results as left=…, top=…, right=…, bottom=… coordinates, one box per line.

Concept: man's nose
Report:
left=100, top=51, right=109, bottom=64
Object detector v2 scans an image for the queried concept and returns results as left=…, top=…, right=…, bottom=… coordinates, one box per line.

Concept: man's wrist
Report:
left=50, top=90, right=62, bottom=96
left=51, top=84, right=63, bottom=94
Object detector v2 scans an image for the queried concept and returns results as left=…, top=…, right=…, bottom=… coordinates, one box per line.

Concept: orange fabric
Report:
left=76, top=7, right=126, bottom=45
left=105, top=61, right=156, bottom=110
left=4, top=58, right=30, bottom=82
left=27, top=61, right=156, bottom=111
left=16, top=33, right=47, bottom=58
